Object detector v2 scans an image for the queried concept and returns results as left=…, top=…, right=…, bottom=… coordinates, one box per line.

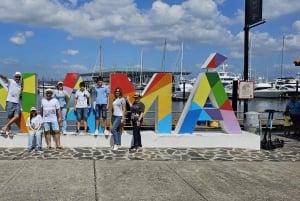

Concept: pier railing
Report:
left=0, top=110, right=285, bottom=133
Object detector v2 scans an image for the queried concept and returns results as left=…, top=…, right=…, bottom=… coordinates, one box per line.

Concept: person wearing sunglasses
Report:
left=0, top=72, right=23, bottom=137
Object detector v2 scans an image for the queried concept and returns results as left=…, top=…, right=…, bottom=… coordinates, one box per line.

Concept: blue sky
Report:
left=0, top=0, right=299, bottom=81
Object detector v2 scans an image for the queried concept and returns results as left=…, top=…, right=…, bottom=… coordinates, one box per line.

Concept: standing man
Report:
left=74, top=81, right=91, bottom=134
left=94, top=76, right=110, bottom=135
left=41, top=88, right=62, bottom=149
left=0, top=72, right=23, bottom=136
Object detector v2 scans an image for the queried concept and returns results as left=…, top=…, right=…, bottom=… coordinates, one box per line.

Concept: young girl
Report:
left=283, top=110, right=291, bottom=137
left=26, top=107, right=43, bottom=152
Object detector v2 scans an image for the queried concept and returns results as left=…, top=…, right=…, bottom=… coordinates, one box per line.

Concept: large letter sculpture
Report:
left=175, top=72, right=242, bottom=134
left=110, top=73, right=172, bottom=134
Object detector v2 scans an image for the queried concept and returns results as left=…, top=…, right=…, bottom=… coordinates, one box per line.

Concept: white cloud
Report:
left=0, top=57, right=19, bottom=65
left=9, top=32, right=26, bottom=45
left=1, top=0, right=300, bottom=69
left=293, top=20, right=300, bottom=32
left=9, top=31, right=34, bottom=45
left=61, top=49, right=80, bottom=55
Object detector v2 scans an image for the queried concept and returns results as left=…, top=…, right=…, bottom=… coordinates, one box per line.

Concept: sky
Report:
left=0, top=0, right=300, bottom=81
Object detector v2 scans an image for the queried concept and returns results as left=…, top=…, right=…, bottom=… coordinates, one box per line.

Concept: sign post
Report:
left=244, top=0, right=265, bottom=115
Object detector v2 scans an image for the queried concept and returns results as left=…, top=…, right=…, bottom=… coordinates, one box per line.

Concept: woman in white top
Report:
left=111, top=87, right=126, bottom=150
left=26, top=107, right=43, bottom=152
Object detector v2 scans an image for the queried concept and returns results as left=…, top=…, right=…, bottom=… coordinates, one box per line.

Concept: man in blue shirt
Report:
left=94, top=76, right=110, bottom=134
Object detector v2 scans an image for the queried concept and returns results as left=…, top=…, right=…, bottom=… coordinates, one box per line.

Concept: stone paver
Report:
left=0, top=135, right=299, bottom=161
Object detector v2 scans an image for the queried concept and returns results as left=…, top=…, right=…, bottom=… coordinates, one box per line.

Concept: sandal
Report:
left=7, top=130, right=13, bottom=137
left=56, top=146, right=63, bottom=150
left=47, top=146, right=52, bottom=149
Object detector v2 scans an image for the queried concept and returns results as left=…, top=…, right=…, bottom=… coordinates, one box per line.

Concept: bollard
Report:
left=244, top=112, right=260, bottom=134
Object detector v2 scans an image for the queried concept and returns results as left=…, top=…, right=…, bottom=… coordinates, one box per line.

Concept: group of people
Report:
left=0, top=72, right=145, bottom=153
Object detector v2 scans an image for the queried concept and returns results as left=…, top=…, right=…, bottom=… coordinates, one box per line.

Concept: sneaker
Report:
left=129, top=147, right=137, bottom=152
left=75, top=130, right=79, bottom=135
left=137, top=146, right=143, bottom=150
left=113, top=145, right=118, bottom=150
left=94, top=129, right=99, bottom=135
left=104, top=129, right=109, bottom=135
left=35, top=147, right=42, bottom=152
left=28, top=148, right=33, bottom=153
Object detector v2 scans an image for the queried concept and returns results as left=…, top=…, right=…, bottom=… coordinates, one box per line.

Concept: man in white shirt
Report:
left=0, top=72, right=23, bottom=136
left=41, top=88, right=62, bottom=149
left=74, top=81, right=91, bottom=134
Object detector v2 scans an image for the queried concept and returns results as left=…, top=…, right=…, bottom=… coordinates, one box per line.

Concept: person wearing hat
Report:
left=0, top=72, right=24, bottom=136
left=53, top=81, right=69, bottom=134
left=129, top=92, right=145, bottom=152
left=26, top=107, right=43, bottom=152
left=41, top=88, right=62, bottom=149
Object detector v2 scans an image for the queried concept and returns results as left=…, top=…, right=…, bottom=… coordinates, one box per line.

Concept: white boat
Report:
left=217, top=63, right=240, bottom=86
left=172, top=79, right=194, bottom=100
left=254, top=81, right=285, bottom=98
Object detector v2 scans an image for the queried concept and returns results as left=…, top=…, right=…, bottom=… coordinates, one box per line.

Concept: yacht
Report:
left=172, top=79, right=194, bottom=100
left=254, top=81, right=285, bottom=98
left=217, top=64, right=240, bottom=86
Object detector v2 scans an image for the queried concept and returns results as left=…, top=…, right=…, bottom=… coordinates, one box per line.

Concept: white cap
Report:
left=14, top=72, right=22, bottom=76
left=45, top=88, right=53, bottom=93
left=57, top=81, right=63, bottom=85
left=30, top=107, right=37, bottom=111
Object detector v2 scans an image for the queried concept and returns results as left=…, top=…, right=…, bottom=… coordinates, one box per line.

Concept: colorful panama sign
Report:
left=0, top=72, right=241, bottom=134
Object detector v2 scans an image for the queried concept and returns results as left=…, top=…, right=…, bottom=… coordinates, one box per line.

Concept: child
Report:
left=283, top=110, right=291, bottom=137
left=26, top=107, right=43, bottom=152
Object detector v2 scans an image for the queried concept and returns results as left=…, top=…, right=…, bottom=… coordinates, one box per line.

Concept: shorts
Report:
left=95, top=104, right=107, bottom=119
left=6, top=101, right=21, bottom=118
left=76, top=108, right=89, bottom=121
left=44, top=122, right=60, bottom=132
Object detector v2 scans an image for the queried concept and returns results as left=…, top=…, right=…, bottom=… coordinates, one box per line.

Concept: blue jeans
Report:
left=61, top=107, right=67, bottom=132
left=112, top=116, right=122, bottom=145
left=28, top=130, right=42, bottom=151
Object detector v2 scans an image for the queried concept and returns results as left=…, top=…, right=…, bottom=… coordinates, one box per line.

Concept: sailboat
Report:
left=135, top=48, right=145, bottom=91
left=172, top=42, right=194, bottom=101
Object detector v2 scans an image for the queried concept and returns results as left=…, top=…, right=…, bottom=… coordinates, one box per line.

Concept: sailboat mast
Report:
left=162, top=39, right=166, bottom=72
left=99, top=41, right=102, bottom=77
left=180, top=42, right=183, bottom=81
left=140, top=49, right=143, bottom=86
left=280, top=35, right=285, bottom=78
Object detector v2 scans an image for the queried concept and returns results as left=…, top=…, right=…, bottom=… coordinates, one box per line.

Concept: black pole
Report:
left=244, top=1, right=250, bottom=115
left=232, top=80, right=238, bottom=116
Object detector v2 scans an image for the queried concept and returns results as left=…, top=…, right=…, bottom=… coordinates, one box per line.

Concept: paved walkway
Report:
left=1, top=134, right=299, bottom=201
left=1, top=135, right=299, bottom=161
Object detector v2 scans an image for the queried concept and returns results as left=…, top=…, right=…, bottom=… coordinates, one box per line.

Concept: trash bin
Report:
left=244, top=112, right=260, bottom=134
